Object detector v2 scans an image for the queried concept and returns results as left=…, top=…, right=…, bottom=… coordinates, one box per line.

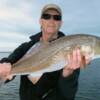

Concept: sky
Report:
left=0, top=0, right=100, bottom=52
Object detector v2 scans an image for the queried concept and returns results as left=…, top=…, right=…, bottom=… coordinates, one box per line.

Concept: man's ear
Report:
left=39, top=19, right=42, bottom=26
left=60, top=20, right=63, bottom=27
left=59, top=20, right=63, bottom=29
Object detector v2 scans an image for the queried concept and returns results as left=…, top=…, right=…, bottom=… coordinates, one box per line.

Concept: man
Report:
left=0, top=4, right=90, bottom=100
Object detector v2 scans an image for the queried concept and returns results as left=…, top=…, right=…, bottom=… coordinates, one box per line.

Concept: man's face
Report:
left=40, top=9, right=62, bottom=35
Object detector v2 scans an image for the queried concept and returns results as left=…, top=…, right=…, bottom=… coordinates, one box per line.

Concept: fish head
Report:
left=80, top=35, right=100, bottom=59
left=94, top=36, right=100, bottom=57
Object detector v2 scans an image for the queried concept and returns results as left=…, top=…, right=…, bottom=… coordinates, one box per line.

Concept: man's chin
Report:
left=47, top=30, right=56, bottom=34
left=47, top=28, right=55, bottom=32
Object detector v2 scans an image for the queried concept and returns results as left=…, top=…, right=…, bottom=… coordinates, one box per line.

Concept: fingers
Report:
left=67, top=48, right=82, bottom=70
left=6, top=75, right=13, bottom=80
left=63, top=49, right=80, bottom=77
left=65, top=48, right=91, bottom=70
left=0, top=63, right=12, bottom=80
left=63, top=47, right=92, bottom=77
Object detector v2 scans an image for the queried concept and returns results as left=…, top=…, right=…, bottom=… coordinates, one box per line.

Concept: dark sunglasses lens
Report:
left=41, top=14, right=51, bottom=20
left=41, top=14, right=61, bottom=21
left=53, top=15, right=61, bottom=21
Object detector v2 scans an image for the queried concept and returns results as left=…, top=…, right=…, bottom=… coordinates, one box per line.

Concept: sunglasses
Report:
left=41, top=14, right=62, bottom=21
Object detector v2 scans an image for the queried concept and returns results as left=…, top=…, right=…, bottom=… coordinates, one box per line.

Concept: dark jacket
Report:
left=0, top=31, right=80, bottom=100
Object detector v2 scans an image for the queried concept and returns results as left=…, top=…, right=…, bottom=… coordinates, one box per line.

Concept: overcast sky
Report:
left=0, top=0, right=100, bottom=51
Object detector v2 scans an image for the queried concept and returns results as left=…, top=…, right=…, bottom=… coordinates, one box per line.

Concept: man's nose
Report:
left=49, top=17, right=55, bottom=22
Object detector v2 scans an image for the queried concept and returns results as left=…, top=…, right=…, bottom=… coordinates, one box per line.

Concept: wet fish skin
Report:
left=11, top=34, right=100, bottom=75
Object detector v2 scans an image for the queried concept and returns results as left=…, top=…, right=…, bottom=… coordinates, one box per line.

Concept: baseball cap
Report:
left=41, top=4, right=62, bottom=16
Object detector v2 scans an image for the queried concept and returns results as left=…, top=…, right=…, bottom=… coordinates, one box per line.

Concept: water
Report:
left=75, top=58, right=100, bottom=100
left=0, top=52, right=100, bottom=100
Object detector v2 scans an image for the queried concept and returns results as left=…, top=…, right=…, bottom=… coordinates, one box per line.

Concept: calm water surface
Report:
left=0, top=52, right=100, bottom=100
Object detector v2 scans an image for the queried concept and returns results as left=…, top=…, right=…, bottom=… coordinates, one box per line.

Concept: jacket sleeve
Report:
left=58, top=69, right=80, bottom=100
left=0, top=41, right=33, bottom=64
left=0, top=41, right=33, bottom=83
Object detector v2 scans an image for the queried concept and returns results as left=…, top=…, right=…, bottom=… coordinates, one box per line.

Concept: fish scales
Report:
left=11, top=34, right=100, bottom=75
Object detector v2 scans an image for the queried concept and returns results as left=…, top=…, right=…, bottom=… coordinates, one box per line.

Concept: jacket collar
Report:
left=30, top=31, right=65, bottom=41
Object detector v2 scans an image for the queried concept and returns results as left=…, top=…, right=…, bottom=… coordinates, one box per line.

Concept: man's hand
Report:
left=63, top=48, right=91, bottom=77
left=0, top=63, right=12, bottom=81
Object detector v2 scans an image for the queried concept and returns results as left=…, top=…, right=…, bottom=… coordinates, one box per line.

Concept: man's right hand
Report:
left=0, top=63, right=13, bottom=81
